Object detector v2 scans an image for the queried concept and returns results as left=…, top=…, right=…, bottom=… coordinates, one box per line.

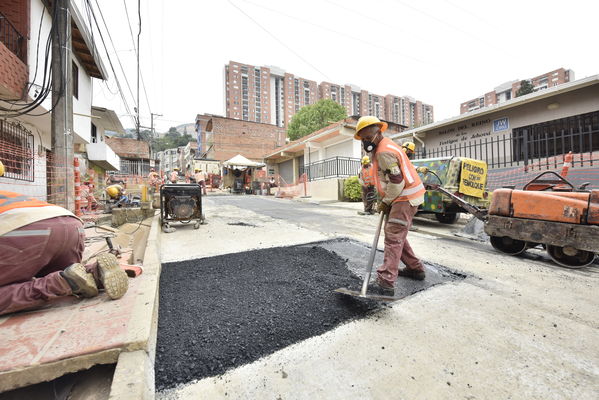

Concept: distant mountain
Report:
left=175, top=123, right=196, bottom=136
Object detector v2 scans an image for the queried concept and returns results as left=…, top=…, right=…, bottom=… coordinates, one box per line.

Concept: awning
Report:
left=223, top=154, right=265, bottom=168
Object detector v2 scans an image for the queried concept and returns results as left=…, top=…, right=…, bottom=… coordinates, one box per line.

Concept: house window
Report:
left=91, top=123, right=98, bottom=143
left=0, top=120, right=35, bottom=182
left=72, top=62, right=79, bottom=99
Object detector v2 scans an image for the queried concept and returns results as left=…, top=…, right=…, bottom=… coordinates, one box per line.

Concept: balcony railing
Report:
left=299, top=156, right=361, bottom=181
left=0, top=12, right=25, bottom=62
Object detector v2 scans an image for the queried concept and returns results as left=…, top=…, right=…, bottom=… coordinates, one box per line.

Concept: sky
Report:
left=83, top=0, right=599, bottom=133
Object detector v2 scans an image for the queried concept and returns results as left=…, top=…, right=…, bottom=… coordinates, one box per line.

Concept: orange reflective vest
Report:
left=373, top=137, right=425, bottom=203
left=0, top=190, right=53, bottom=214
left=360, top=165, right=376, bottom=186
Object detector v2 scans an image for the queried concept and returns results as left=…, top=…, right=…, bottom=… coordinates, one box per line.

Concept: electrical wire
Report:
left=122, top=0, right=152, bottom=114
left=227, top=0, right=332, bottom=81
left=86, top=0, right=137, bottom=127
left=88, top=0, right=138, bottom=126
left=0, top=3, right=63, bottom=117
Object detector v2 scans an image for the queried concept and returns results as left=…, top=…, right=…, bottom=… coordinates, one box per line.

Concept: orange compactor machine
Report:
left=485, top=171, right=598, bottom=268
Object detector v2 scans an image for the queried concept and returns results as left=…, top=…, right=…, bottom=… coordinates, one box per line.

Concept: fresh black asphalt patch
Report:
left=156, top=238, right=464, bottom=390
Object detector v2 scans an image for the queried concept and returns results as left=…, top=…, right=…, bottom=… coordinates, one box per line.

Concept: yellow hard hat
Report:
left=0, top=160, right=4, bottom=177
left=354, top=116, right=388, bottom=140
left=173, top=167, right=179, bottom=171
left=402, top=141, right=415, bottom=152
left=361, top=155, right=370, bottom=165
left=106, top=186, right=119, bottom=198
left=194, top=168, right=200, bottom=172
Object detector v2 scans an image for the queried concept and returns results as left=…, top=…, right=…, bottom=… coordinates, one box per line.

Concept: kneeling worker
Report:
left=0, top=162, right=129, bottom=315
left=354, top=116, right=427, bottom=292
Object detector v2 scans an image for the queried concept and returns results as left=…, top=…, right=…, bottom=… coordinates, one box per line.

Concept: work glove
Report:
left=416, top=166, right=429, bottom=174
left=377, top=201, right=391, bottom=215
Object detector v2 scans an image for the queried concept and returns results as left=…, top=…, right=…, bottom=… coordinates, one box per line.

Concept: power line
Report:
left=227, top=0, right=332, bottom=81
left=122, top=0, right=152, bottom=114
left=241, top=0, right=428, bottom=66
left=91, top=0, right=138, bottom=123
left=390, top=0, right=504, bottom=51
left=86, top=0, right=136, bottom=126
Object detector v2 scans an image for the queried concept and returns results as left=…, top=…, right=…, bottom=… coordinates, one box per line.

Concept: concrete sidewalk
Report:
left=0, top=216, right=159, bottom=395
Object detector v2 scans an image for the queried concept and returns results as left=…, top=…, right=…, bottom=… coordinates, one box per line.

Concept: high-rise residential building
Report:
left=224, top=61, right=433, bottom=128
left=460, top=68, right=575, bottom=114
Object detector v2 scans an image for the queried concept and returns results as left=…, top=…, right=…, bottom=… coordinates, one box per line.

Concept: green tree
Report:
left=515, top=80, right=535, bottom=97
left=287, top=99, right=347, bottom=140
left=150, top=126, right=195, bottom=152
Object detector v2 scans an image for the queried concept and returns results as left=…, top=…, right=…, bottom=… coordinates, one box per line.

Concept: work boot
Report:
left=61, top=263, right=99, bottom=298
left=96, top=253, right=129, bottom=299
left=375, top=276, right=395, bottom=295
left=398, top=267, right=426, bottom=281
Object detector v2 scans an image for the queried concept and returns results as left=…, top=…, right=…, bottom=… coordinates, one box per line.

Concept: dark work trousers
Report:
left=362, top=185, right=376, bottom=213
left=0, top=216, right=86, bottom=315
left=376, top=201, right=424, bottom=286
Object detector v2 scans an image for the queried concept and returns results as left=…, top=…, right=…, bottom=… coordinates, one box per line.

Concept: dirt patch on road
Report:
left=156, top=239, right=464, bottom=390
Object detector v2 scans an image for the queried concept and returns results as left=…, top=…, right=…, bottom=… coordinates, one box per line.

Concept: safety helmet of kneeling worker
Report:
left=194, top=168, right=200, bottom=172
left=0, top=160, right=4, bottom=177
left=402, top=141, right=415, bottom=153
left=173, top=167, right=179, bottom=171
left=354, top=116, right=388, bottom=140
left=361, top=155, right=370, bottom=165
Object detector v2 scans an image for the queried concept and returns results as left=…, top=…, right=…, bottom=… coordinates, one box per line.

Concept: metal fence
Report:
left=414, top=124, right=599, bottom=171
left=0, top=12, right=25, bottom=62
left=0, top=119, right=35, bottom=181
left=299, top=156, right=361, bottom=181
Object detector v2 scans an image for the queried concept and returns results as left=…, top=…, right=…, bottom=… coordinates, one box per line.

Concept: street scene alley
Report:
left=1, top=0, right=598, bottom=399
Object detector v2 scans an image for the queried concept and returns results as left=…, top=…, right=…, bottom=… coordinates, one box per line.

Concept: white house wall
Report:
left=325, top=139, right=354, bottom=158
left=0, top=134, right=48, bottom=200
left=72, top=54, right=92, bottom=144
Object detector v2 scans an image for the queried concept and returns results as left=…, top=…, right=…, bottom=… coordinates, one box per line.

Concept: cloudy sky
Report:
left=84, top=0, right=598, bottom=133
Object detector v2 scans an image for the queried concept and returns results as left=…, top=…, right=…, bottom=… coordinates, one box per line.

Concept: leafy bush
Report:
left=343, top=176, right=362, bottom=202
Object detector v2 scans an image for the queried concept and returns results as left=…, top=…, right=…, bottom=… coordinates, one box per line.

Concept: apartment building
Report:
left=224, top=61, right=434, bottom=129
left=460, top=68, right=575, bottom=114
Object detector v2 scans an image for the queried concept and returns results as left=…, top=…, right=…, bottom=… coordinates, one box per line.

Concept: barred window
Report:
left=0, top=120, right=35, bottom=182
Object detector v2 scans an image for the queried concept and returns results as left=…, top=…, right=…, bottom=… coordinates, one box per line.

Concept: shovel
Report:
left=334, top=211, right=397, bottom=301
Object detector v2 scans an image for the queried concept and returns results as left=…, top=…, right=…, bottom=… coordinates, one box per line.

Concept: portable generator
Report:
left=159, top=184, right=205, bottom=231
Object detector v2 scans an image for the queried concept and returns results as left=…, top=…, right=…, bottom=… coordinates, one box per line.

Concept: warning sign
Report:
left=459, top=159, right=487, bottom=198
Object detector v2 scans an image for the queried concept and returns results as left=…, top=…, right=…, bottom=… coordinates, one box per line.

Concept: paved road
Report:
left=159, top=195, right=599, bottom=400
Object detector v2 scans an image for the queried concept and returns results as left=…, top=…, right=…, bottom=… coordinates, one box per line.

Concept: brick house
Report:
left=105, top=137, right=151, bottom=177
left=0, top=0, right=108, bottom=201
left=195, top=114, right=286, bottom=162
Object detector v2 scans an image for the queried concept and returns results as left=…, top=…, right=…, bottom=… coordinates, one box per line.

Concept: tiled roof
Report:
left=105, top=137, right=150, bottom=159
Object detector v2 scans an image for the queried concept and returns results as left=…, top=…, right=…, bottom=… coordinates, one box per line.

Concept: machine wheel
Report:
left=490, top=235, right=527, bottom=255
left=435, top=212, right=459, bottom=224
left=546, top=245, right=596, bottom=269
left=180, top=220, right=191, bottom=225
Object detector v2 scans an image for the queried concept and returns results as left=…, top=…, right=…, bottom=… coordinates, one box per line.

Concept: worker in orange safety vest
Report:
left=354, top=116, right=427, bottom=294
left=0, top=162, right=128, bottom=315
left=358, top=155, right=377, bottom=215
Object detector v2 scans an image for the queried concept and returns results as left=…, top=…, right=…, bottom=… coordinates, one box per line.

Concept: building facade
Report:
left=0, top=0, right=109, bottom=205
left=224, top=61, right=433, bottom=129
left=393, top=75, right=599, bottom=190
left=460, top=68, right=575, bottom=114
left=195, top=113, right=286, bottom=163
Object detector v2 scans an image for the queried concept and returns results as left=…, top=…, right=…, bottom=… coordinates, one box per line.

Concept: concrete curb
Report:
left=109, top=214, right=161, bottom=399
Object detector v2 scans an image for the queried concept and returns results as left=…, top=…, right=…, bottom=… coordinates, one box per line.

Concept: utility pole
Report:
left=51, top=0, right=74, bottom=211
left=136, top=0, right=141, bottom=140
left=150, top=113, right=162, bottom=138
